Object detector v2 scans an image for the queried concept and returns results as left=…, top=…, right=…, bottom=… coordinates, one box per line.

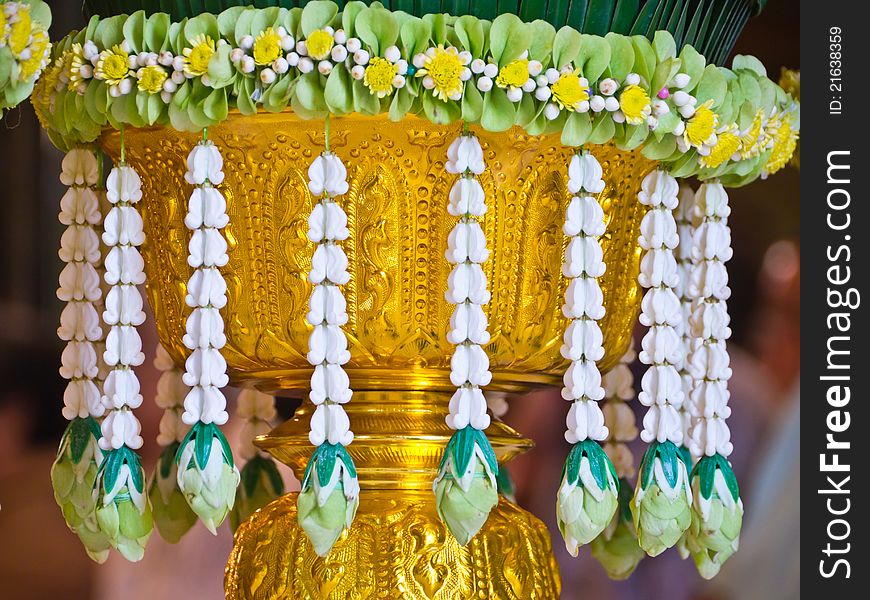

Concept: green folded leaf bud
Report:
left=297, top=443, right=359, bottom=557
left=631, top=441, right=693, bottom=557
left=148, top=443, right=197, bottom=544
left=556, top=440, right=619, bottom=557
left=590, top=479, right=645, bottom=580
left=50, top=417, right=112, bottom=563
left=684, top=454, right=743, bottom=579
left=94, top=447, right=153, bottom=562
left=433, top=426, right=499, bottom=546
left=176, top=422, right=240, bottom=534
left=230, top=454, right=285, bottom=532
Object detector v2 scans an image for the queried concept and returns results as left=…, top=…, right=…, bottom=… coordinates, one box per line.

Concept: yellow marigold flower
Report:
left=138, top=65, right=168, bottom=94
left=416, top=45, right=465, bottom=102
left=95, top=45, right=131, bottom=87
left=7, top=3, right=32, bottom=56
left=183, top=34, right=216, bottom=77
left=763, top=114, right=798, bottom=176
left=619, top=85, right=652, bottom=125
left=18, top=27, right=50, bottom=80
left=739, top=109, right=769, bottom=159
left=551, top=70, right=590, bottom=112
left=364, top=57, right=398, bottom=98
left=496, top=59, right=529, bottom=89
left=306, top=29, right=334, bottom=61
left=253, top=27, right=282, bottom=66
left=66, top=43, right=87, bottom=91
left=699, top=124, right=741, bottom=169
left=684, top=100, right=719, bottom=149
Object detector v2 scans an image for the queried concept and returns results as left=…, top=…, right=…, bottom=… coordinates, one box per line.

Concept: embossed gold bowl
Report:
left=101, top=112, right=654, bottom=599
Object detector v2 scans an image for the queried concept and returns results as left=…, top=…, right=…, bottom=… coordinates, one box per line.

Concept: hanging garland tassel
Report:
left=175, top=134, right=240, bottom=534
left=148, top=343, right=197, bottom=544
left=93, top=152, right=154, bottom=562
left=683, top=181, right=743, bottom=579
left=591, top=341, right=646, bottom=580
left=50, top=147, right=113, bottom=563
left=675, top=182, right=697, bottom=470
left=434, top=130, right=499, bottom=546
left=555, top=149, right=619, bottom=557
left=630, top=169, right=693, bottom=557
left=297, top=146, right=360, bottom=558
left=230, top=388, right=285, bottom=532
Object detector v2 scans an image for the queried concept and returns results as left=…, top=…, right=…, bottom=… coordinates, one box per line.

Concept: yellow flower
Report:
left=66, top=43, right=86, bottom=91
left=496, top=59, right=529, bottom=89
left=619, top=85, right=651, bottom=125
left=684, top=100, right=719, bottom=149
left=183, top=34, right=216, bottom=77
left=137, top=65, right=168, bottom=94
left=8, top=3, right=32, bottom=56
left=253, top=27, right=282, bottom=66
left=18, top=27, right=50, bottom=80
left=417, top=45, right=465, bottom=102
left=551, top=70, right=589, bottom=112
left=0, top=9, right=8, bottom=47
left=699, top=124, right=741, bottom=169
left=95, top=45, right=131, bottom=87
left=739, top=109, right=769, bottom=159
left=763, top=114, right=798, bottom=176
left=306, top=29, right=334, bottom=61
left=364, top=57, right=398, bottom=98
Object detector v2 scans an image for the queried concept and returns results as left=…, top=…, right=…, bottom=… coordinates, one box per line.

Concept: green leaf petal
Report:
left=301, top=0, right=339, bottom=37
left=490, top=13, right=531, bottom=68
left=480, top=86, right=516, bottom=132
left=356, top=6, right=399, bottom=57
left=553, top=26, right=582, bottom=70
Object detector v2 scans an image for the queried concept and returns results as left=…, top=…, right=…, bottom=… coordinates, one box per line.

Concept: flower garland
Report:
left=148, top=343, right=197, bottom=544
left=630, top=169, right=693, bottom=557
left=675, top=182, right=697, bottom=468
left=93, top=149, right=154, bottom=562
left=50, top=147, right=113, bottom=563
left=297, top=145, right=360, bottom=557
left=682, top=181, right=743, bottom=578
left=230, top=388, right=284, bottom=531
left=175, top=134, right=240, bottom=535
left=33, top=5, right=799, bottom=184
left=433, top=130, right=499, bottom=546
left=0, top=0, right=51, bottom=111
left=555, top=149, right=619, bottom=557
left=590, top=340, right=646, bottom=580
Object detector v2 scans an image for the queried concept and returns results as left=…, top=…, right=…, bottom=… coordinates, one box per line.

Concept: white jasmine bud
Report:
left=590, top=95, right=606, bottom=112
left=298, top=58, right=314, bottom=74
left=535, top=85, right=551, bottom=101
left=334, top=30, right=348, bottom=45
left=506, top=87, right=523, bottom=102
left=459, top=68, right=472, bottom=81
left=281, top=36, right=295, bottom=52
left=260, top=68, right=276, bottom=85
left=331, top=45, right=348, bottom=63
left=471, top=59, right=486, bottom=74
left=625, top=73, right=641, bottom=86
left=351, top=65, right=365, bottom=80
left=163, top=79, right=177, bottom=93
left=240, top=56, right=255, bottom=74
left=673, top=91, right=691, bottom=107
left=119, top=78, right=133, bottom=95
left=240, top=35, right=254, bottom=50
left=287, top=52, right=300, bottom=67
left=522, top=78, right=537, bottom=93
left=393, top=75, right=406, bottom=88
left=353, top=50, right=370, bottom=65
left=483, top=63, right=499, bottom=79
left=546, top=68, right=560, bottom=84
left=346, top=38, right=361, bottom=53
left=172, top=56, right=185, bottom=72
left=318, top=61, right=333, bottom=75
left=544, top=103, right=561, bottom=120
left=385, top=46, right=401, bottom=63
left=274, top=57, right=289, bottom=74
left=652, top=100, right=670, bottom=115
left=413, top=53, right=426, bottom=69
left=599, top=78, right=618, bottom=96
left=528, top=60, right=543, bottom=77
left=678, top=104, right=696, bottom=119
left=673, top=73, right=691, bottom=89
left=422, top=76, right=435, bottom=90
left=476, top=76, right=493, bottom=92
left=604, top=96, right=620, bottom=112
left=612, top=110, right=626, bottom=123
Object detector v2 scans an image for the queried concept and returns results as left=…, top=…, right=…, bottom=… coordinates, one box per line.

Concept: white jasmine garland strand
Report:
left=180, top=139, right=231, bottom=428
left=675, top=183, right=696, bottom=455
left=636, top=170, right=685, bottom=445
left=686, top=182, right=734, bottom=458
left=237, top=389, right=278, bottom=461
left=444, top=132, right=493, bottom=433
left=602, top=340, right=639, bottom=478
left=57, top=148, right=105, bottom=421
left=560, top=150, right=608, bottom=444
left=154, top=344, right=189, bottom=447
left=306, top=151, right=354, bottom=449
left=98, top=160, right=146, bottom=454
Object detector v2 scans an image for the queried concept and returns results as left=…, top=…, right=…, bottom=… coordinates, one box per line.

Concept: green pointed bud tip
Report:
left=556, top=448, right=619, bottom=557
left=632, top=443, right=693, bottom=557
left=298, top=482, right=358, bottom=557
left=177, top=431, right=241, bottom=535
left=73, top=516, right=112, bottom=564
left=149, top=455, right=197, bottom=544
left=51, top=418, right=102, bottom=532
left=590, top=514, right=646, bottom=580
left=434, top=460, right=499, bottom=546
left=230, top=456, right=286, bottom=532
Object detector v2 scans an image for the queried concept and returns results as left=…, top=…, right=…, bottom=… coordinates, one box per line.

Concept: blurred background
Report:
left=0, top=1, right=799, bottom=599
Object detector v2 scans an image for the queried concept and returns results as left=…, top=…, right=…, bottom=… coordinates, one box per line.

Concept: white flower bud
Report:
left=240, top=56, right=255, bottom=74
left=673, top=91, right=691, bottom=107
left=471, top=58, right=486, bottom=74
left=626, top=73, right=641, bottom=86
left=546, top=68, right=560, bottom=84
left=458, top=50, right=472, bottom=65
left=229, top=48, right=244, bottom=63
left=119, top=41, right=132, bottom=54
left=560, top=64, right=574, bottom=75
left=119, top=78, right=133, bottom=96
left=396, top=59, right=408, bottom=75
left=324, top=26, right=335, bottom=36
left=171, top=70, right=185, bottom=84
left=276, top=26, right=288, bottom=38
left=647, top=116, right=659, bottom=130
left=351, top=65, right=365, bottom=80
left=274, top=57, right=289, bottom=74
left=287, top=52, right=300, bottom=67
left=599, top=78, right=618, bottom=96
left=161, top=90, right=173, bottom=104
left=536, top=74, right=549, bottom=87
left=483, top=63, right=499, bottom=78
left=522, top=78, right=537, bottom=92
left=128, top=56, right=139, bottom=70
left=528, top=60, right=543, bottom=77
left=674, top=120, right=686, bottom=135
left=281, top=36, right=295, bottom=52
left=507, top=87, right=523, bottom=102
left=298, top=58, right=314, bottom=74
left=318, top=61, right=333, bottom=75
left=689, top=96, right=697, bottom=105
left=612, top=110, right=626, bottom=123
left=136, top=53, right=148, bottom=67
left=201, top=74, right=211, bottom=87
left=545, top=103, right=561, bottom=120
left=652, top=100, right=670, bottom=116
left=673, top=73, right=691, bottom=89
left=240, top=35, right=254, bottom=50
left=679, top=104, right=696, bottom=119
left=578, top=100, right=590, bottom=113
left=109, top=85, right=122, bottom=98
left=331, top=45, right=348, bottom=63
left=83, top=41, right=99, bottom=61
left=79, top=64, right=93, bottom=79
left=296, top=40, right=308, bottom=56
left=172, top=56, right=185, bottom=72
left=260, top=68, right=276, bottom=85
left=385, top=46, right=401, bottom=63
left=422, top=76, right=435, bottom=90
left=353, top=50, right=370, bottom=65
left=460, top=68, right=472, bottom=81
left=520, top=50, right=530, bottom=60
left=449, top=90, right=462, bottom=101
left=346, top=38, right=361, bottom=53
left=334, top=30, right=348, bottom=45
left=159, top=51, right=174, bottom=66
left=76, top=82, right=87, bottom=95
left=393, top=75, right=406, bottom=88
left=476, top=76, right=493, bottom=92
left=413, top=53, right=426, bottom=69
left=604, top=96, right=620, bottom=112
left=590, top=95, right=606, bottom=112
left=535, top=85, right=551, bottom=101
left=163, top=79, right=177, bottom=93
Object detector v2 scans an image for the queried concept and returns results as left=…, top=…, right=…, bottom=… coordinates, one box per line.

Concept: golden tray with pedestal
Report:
left=102, top=110, right=654, bottom=599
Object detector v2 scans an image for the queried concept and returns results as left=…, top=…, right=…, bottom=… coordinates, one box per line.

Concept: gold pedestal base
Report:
left=225, top=492, right=560, bottom=599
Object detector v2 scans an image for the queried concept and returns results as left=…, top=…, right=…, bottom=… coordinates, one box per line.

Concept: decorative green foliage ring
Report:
left=33, top=1, right=798, bottom=185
